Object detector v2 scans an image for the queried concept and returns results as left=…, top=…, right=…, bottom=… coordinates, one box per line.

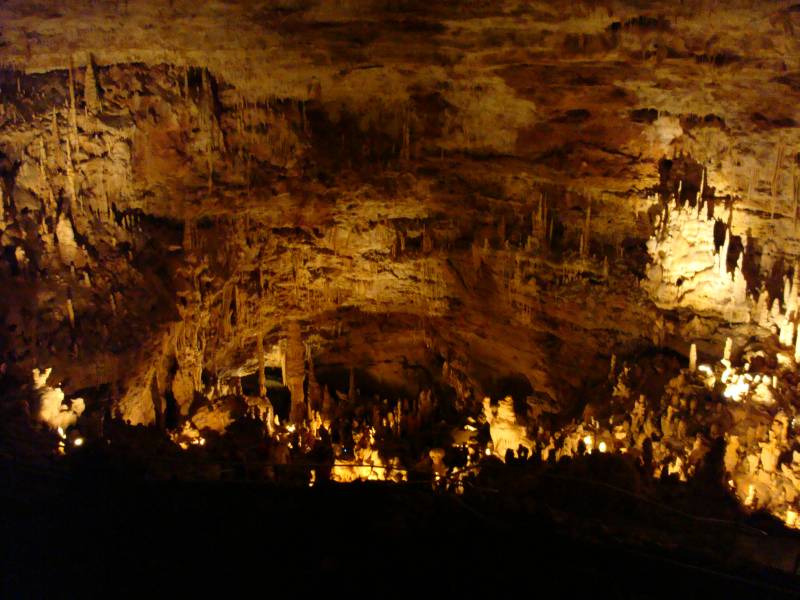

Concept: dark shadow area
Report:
left=2, top=447, right=800, bottom=598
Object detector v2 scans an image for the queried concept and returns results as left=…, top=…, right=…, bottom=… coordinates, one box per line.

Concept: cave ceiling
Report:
left=1, top=0, right=800, bottom=421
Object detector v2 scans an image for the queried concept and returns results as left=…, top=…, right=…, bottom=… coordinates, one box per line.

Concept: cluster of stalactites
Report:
left=752, top=262, right=800, bottom=361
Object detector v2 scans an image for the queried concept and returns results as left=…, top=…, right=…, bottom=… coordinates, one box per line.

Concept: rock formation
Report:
left=5, top=0, right=800, bottom=540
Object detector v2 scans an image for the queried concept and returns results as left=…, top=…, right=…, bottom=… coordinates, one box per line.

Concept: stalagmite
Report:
left=789, top=263, right=800, bottom=318
left=733, top=256, right=747, bottom=305
left=784, top=276, right=792, bottom=309
left=795, top=331, right=800, bottom=363
left=780, top=321, right=795, bottom=347
left=724, top=337, right=733, bottom=362
left=772, top=298, right=781, bottom=320
left=56, top=213, right=80, bottom=265
left=306, top=348, right=321, bottom=414
left=689, top=343, right=697, bottom=372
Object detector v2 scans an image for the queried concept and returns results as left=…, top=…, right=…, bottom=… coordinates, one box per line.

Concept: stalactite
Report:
left=84, top=54, right=101, bottom=115
left=471, top=239, right=482, bottom=272
left=771, top=144, right=785, bottom=218
left=182, top=218, right=194, bottom=252
left=699, top=167, right=706, bottom=203
left=580, top=197, right=591, bottom=258
left=793, top=167, right=800, bottom=229
left=64, top=139, right=79, bottom=212
left=207, top=138, right=214, bottom=193
left=257, top=334, right=266, bottom=398
left=400, top=106, right=411, bottom=161
left=689, top=343, right=697, bottom=372
left=718, top=225, right=729, bottom=278
left=422, top=226, right=433, bottom=254
left=66, top=297, right=75, bottom=329
left=348, top=366, right=356, bottom=404
left=733, top=253, right=747, bottom=305
left=38, top=137, right=47, bottom=179
left=67, top=56, right=79, bottom=151
left=49, top=108, right=60, bottom=168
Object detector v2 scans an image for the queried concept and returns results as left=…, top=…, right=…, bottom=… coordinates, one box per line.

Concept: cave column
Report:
left=285, top=321, right=305, bottom=423
left=257, top=334, right=266, bottom=398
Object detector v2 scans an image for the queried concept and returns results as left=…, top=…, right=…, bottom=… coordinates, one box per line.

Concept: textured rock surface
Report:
left=6, top=0, right=800, bottom=529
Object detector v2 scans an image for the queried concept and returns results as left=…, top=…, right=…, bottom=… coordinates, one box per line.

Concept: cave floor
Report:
left=3, top=459, right=800, bottom=598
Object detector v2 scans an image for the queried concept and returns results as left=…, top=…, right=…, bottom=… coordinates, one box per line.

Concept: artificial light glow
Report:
left=787, top=510, right=798, bottom=528
left=744, top=484, right=756, bottom=507
left=598, top=441, right=607, bottom=453
left=485, top=447, right=492, bottom=456
left=723, top=379, right=750, bottom=401
left=698, top=364, right=713, bottom=375
left=73, top=437, right=84, bottom=447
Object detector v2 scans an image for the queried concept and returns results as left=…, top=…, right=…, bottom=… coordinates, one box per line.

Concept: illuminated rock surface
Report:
left=4, top=1, right=800, bottom=593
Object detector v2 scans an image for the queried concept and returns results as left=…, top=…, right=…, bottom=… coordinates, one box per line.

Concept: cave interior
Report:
left=4, top=0, right=800, bottom=596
